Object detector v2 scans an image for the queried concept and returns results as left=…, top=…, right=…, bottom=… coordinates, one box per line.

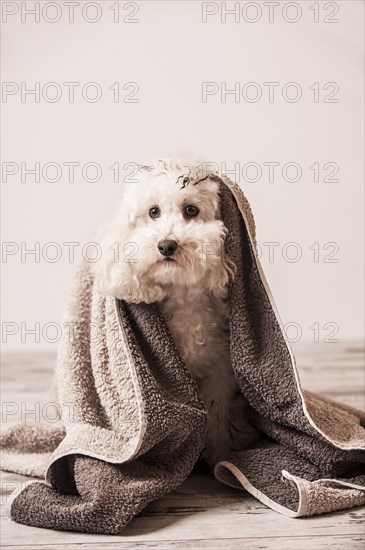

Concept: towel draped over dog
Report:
left=1, top=177, right=365, bottom=534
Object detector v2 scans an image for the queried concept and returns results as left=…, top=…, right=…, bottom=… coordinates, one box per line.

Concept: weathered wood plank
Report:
left=1, top=534, right=364, bottom=549
left=1, top=510, right=364, bottom=547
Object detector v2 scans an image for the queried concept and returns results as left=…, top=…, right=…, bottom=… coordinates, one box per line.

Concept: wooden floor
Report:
left=1, top=343, right=364, bottom=549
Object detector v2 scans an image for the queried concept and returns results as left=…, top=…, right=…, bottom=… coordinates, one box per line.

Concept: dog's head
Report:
left=93, top=160, right=235, bottom=303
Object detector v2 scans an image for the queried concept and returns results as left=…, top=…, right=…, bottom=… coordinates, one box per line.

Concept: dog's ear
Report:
left=207, top=251, right=236, bottom=298
left=91, top=205, right=135, bottom=299
left=204, top=225, right=236, bottom=297
left=91, top=205, right=166, bottom=304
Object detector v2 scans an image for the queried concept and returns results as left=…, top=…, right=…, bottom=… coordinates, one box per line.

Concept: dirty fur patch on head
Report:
left=137, top=158, right=220, bottom=190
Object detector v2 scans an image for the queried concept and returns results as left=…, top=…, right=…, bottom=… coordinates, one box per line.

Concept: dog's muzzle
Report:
left=158, top=239, right=178, bottom=257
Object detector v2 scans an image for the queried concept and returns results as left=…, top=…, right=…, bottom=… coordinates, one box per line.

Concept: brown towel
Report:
left=2, top=176, right=364, bottom=533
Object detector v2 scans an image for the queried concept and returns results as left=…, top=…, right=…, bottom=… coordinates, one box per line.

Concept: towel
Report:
left=2, top=176, right=364, bottom=534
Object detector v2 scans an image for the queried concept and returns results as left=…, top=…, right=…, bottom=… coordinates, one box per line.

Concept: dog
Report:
left=92, top=159, right=258, bottom=466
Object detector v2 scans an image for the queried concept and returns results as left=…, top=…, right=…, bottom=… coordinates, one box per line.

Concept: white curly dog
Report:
left=93, top=159, right=258, bottom=466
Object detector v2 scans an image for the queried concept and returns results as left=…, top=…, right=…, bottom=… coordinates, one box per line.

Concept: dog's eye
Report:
left=149, top=206, right=161, bottom=219
left=183, top=176, right=190, bottom=185
left=184, top=205, right=199, bottom=218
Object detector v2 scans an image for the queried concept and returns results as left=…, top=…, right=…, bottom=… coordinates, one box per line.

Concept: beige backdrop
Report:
left=1, top=0, right=364, bottom=349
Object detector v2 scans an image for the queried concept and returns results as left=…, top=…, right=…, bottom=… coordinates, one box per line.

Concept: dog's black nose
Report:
left=158, top=239, right=178, bottom=257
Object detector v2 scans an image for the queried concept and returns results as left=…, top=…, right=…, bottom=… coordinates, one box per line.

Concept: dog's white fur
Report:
left=93, top=159, right=258, bottom=465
